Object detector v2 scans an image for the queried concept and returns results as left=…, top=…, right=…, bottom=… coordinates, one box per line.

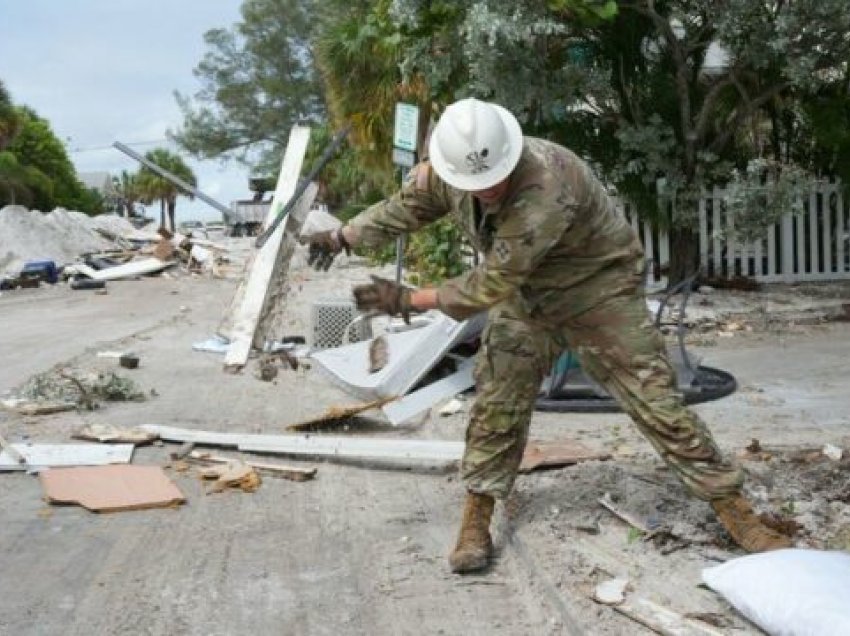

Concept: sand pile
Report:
left=0, top=205, right=124, bottom=276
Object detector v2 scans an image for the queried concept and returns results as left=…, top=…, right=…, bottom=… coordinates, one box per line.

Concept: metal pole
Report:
left=395, top=167, right=406, bottom=283
left=112, top=141, right=232, bottom=219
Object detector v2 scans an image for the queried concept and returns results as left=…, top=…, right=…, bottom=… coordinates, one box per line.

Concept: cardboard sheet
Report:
left=40, top=465, right=185, bottom=512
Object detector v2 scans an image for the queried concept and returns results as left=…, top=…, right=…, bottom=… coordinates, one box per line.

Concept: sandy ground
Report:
left=1, top=244, right=849, bottom=635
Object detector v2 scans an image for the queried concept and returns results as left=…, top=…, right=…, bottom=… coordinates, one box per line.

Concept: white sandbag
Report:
left=702, top=548, right=850, bottom=636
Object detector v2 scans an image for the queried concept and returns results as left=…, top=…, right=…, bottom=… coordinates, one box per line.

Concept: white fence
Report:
left=621, top=182, right=850, bottom=286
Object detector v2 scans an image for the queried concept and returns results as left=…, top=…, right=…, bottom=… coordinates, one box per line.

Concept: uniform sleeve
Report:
left=436, top=181, right=577, bottom=320
left=347, top=162, right=449, bottom=250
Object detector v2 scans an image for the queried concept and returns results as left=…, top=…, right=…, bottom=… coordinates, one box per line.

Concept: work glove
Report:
left=352, top=275, right=415, bottom=324
left=305, top=228, right=350, bottom=271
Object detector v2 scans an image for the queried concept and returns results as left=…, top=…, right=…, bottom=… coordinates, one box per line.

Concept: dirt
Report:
left=1, top=243, right=849, bottom=635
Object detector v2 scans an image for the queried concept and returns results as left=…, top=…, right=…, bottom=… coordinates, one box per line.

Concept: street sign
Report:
left=393, top=102, right=419, bottom=152
left=392, top=147, right=416, bottom=168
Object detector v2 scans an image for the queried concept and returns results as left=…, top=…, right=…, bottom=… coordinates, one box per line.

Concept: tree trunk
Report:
left=167, top=200, right=176, bottom=233
left=667, top=226, right=700, bottom=288
left=159, top=200, right=166, bottom=229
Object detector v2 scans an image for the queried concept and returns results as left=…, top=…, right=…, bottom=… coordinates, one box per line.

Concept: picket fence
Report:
left=620, top=181, right=850, bottom=286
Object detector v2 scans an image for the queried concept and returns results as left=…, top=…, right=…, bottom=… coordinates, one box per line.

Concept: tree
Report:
left=111, top=170, right=143, bottom=218
left=171, top=0, right=324, bottom=174
left=135, top=148, right=196, bottom=231
left=388, top=0, right=850, bottom=283
left=5, top=106, right=100, bottom=213
left=0, top=80, right=22, bottom=152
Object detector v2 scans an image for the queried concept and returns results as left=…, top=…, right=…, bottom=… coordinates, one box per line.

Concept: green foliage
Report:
left=3, top=107, right=96, bottom=212
left=405, top=217, right=470, bottom=285
left=723, top=159, right=808, bottom=243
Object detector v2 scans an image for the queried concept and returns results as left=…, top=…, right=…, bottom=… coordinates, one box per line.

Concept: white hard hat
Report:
left=428, top=98, right=523, bottom=191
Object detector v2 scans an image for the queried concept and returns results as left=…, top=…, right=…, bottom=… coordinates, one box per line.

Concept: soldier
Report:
left=305, top=98, right=792, bottom=574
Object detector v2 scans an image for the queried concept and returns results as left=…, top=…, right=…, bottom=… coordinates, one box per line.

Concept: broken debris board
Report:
left=221, top=126, right=312, bottom=370
left=0, top=443, right=134, bottom=471
left=72, top=257, right=174, bottom=281
left=518, top=441, right=611, bottom=473
left=40, top=465, right=185, bottom=512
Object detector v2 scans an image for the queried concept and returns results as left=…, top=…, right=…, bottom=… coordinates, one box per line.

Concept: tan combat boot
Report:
left=711, top=495, right=793, bottom=552
left=449, top=492, right=495, bottom=573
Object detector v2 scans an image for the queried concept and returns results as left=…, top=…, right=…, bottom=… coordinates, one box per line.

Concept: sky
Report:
left=0, top=0, right=250, bottom=223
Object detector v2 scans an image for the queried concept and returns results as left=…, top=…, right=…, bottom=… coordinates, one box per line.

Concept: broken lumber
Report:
left=611, top=597, right=726, bottom=636
left=287, top=397, right=396, bottom=431
left=221, top=126, right=312, bottom=371
left=598, top=492, right=657, bottom=537
left=519, top=440, right=611, bottom=473
left=189, top=450, right=316, bottom=482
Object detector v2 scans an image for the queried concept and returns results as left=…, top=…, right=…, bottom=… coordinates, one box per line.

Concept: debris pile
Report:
left=1, top=368, right=147, bottom=415
left=0, top=204, right=241, bottom=287
left=0, top=205, right=119, bottom=275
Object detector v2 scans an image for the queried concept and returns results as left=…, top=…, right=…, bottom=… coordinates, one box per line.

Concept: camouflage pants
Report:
left=462, top=286, right=744, bottom=501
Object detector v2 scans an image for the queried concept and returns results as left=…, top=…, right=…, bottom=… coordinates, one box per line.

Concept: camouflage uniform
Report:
left=349, top=138, right=743, bottom=501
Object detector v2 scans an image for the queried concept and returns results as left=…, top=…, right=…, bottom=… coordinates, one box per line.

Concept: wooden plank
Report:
left=796, top=203, right=807, bottom=276
left=40, top=465, right=185, bottom=513
left=188, top=451, right=316, bottom=482
left=612, top=597, right=727, bottom=636
left=223, top=126, right=311, bottom=370
left=724, top=196, right=735, bottom=277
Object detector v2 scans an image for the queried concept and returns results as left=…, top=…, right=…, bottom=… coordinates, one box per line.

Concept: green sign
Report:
left=393, top=103, right=419, bottom=152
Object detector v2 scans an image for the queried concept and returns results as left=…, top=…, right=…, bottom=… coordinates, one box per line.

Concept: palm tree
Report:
left=111, top=170, right=142, bottom=218
left=135, top=148, right=196, bottom=231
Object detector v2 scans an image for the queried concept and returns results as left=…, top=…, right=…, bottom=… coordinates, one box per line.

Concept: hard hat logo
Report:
left=465, top=149, right=490, bottom=174
left=429, top=98, right=524, bottom=191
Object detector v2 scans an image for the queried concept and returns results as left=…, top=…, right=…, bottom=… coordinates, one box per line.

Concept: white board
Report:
left=0, top=443, right=135, bottom=471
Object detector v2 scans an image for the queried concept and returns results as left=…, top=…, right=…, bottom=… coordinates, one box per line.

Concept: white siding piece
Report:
left=781, top=212, right=795, bottom=282
left=139, top=424, right=463, bottom=464
left=382, top=358, right=475, bottom=426
left=0, top=444, right=134, bottom=471
left=823, top=188, right=833, bottom=275
left=223, top=126, right=311, bottom=370
left=311, top=312, right=486, bottom=402
left=73, top=258, right=174, bottom=281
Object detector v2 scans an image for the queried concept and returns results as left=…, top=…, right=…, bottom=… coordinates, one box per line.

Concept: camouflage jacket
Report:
left=348, top=138, right=644, bottom=323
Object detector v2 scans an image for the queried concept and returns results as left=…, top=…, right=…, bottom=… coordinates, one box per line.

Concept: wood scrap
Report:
left=368, top=334, right=388, bottom=373
left=611, top=597, right=727, bottom=636
left=40, top=465, right=185, bottom=512
left=73, top=423, right=158, bottom=445
left=519, top=440, right=611, bottom=473
left=169, top=441, right=196, bottom=460
left=598, top=492, right=658, bottom=538
left=189, top=450, right=316, bottom=482
left=286, top=397, right=397, bottom=431
left=199, top=461, right=261, bottom=494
